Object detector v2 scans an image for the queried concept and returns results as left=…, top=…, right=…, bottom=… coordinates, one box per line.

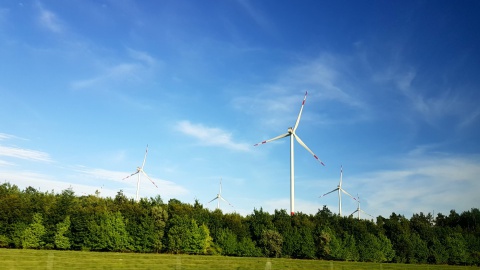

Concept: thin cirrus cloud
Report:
left=36, top=2, right=64, bottom=34
left=176, top=120, right=250, bottom=152
left=0, top=145, right=52, bottom=163
left=351, top=153, right=480, bottom=217
left=0, top=133, right=17, bottom=141
left=286, top=56, right=366, bottom=108
left=70, top=49, right=157, bottom=91
left=232, top=54, right=371, bottom=128
left=70, top=63, right=142, bottom=90
left=372, top=58, right=479, bottom=130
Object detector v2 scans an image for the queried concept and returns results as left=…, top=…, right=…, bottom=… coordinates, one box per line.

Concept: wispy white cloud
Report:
left=0, top=133, right=16, bottom=141
left=351, top=153, right=480, bottom=218
left=0, top=145, right=52, bottom=163
left=0, top=170, right=62, bottom=189
left=36, top=2, right=64, bottom=33
left=176, top=120, right=250, bottom=152
left=232, top=53, right=371, bottom=130
left=286, top=55, right=366, bottom=109
left=233, top=90, right=305, bottom=127
left=127, top=48, right=157, bottom=67
left=372, top=57, right=479, bottom=130
left=71, top=49, right=157, bottom=91
left=235, top=0, right=275, bottom=36
left=71, top=63, right=141, bottom=90
left=0, top=159, right=14, bottom=166
left=75, top=166, right=128, bottom=182
left=0, top=170, right=116, bottom=197
left=458, top=105, right=480, bottom=129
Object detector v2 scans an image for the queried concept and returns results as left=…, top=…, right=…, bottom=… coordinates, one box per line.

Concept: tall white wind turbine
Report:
left=254, top=91, right=325, bottom=216
left=320, top=166, right=355, bottom=216
left=350, top=194, right=373, bottom=220
left=122, top=145, right=158, bottom=202
left=208, top=178, right=233, bottom=210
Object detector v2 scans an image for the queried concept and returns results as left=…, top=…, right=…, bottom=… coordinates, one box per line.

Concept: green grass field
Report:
left=0, top=249, right=478, bottom=270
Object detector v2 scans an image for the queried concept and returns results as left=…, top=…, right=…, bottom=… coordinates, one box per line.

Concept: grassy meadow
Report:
left=0, top=249, right=478, bottom=270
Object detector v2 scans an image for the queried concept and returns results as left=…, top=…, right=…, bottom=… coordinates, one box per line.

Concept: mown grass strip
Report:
left=0, top=249, right=477, bottom=270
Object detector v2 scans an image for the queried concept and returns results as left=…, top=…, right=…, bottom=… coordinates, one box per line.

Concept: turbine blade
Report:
left=350, top=209, right=359, bottom=216
left=141, top=144, right=148, bottom=169
left=293, top=91, right=308, bottom=132
left=219, top=178, right=222, bottom=194
left=208, top=197, right=218, bottom=204
left=320, top=188, right=339, bottom=197
left=254, top=132, right=291, bottom=146
left=360, top=209, right=374, bottom=218
left=294, top=134, right=325, bottom=166
left=122, top=171, right=139, bottom=180
left=341, top=188, right=356, bottom=200
left=220, top=196, right=234, bottom=207
left=339, top=166, right=343, bottom=186
left=142, top=171, right=158, bottom=188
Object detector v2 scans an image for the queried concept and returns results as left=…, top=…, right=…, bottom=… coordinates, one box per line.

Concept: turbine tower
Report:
left=208, top=178, right=233, bottom=210
left=320, top=166, right=355, bottom=216
left=254, top=91, right=324, bottom=216
left=122, top=145, right=158, bottom=202
left=350, top=194, right=373, bottom=220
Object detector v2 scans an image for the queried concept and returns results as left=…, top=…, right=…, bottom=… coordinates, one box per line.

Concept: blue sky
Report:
left=1, top=0, right=479, bottom=218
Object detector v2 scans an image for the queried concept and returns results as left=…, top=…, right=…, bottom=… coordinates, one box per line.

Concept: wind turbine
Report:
left=208, top=178, right=233, bottom=210
left=320, top=166, right=356, bottom=216
left=350, top=194, right=373, bottom=220
left=122, top=145, right=158, bottom=202
left=254, top=91, right=325, bottom=216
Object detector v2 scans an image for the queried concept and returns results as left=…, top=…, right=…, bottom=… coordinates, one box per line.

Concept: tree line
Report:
left=0, top=182, right=478, bottom=265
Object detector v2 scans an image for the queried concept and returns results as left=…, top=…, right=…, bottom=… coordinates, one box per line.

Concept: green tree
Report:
left=282, top=227, right=301, bottom=258
left=259, top=229, right=283, bottom=258
left=22, top=213, right=46, bottom=249
left=382, top=213, right=412, bottom=263
left=0, top=183, right=27, bottom=243
left=236, top=237, right=262, bottom=257
left=199, top=223, right=213, bottom=254
left=316, top=226, right=341, bottom=259
left=151, top=205, right=168, bottom=252
left=357, top=233, right=384, bottom=262
left=165, top=215, right=212, bottom=254
left=223, top=212, right=249, bottom=241
left=165, top=215, right=188, bottom=254
left=446, top=231, right=467, bottom=264
left=85, top=211, right=131, bottom=251
left=247, top=208, right=274, bottom=243
left=428, top=235, right=448, bottom=264
left=342, top=233, right=360, bottom=261
left=298, top=226, right=316, bottom=259
left=0, top=234, right=9, bottom=248
left=217, top=228, right=238, bottom=256
left=409, top=232, right=428, bottom=263
left=54, top=215, right=71, bottom=249
left=283, top=226, right=315, bottom=259
left=273, top=209, right=291, bottom=235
